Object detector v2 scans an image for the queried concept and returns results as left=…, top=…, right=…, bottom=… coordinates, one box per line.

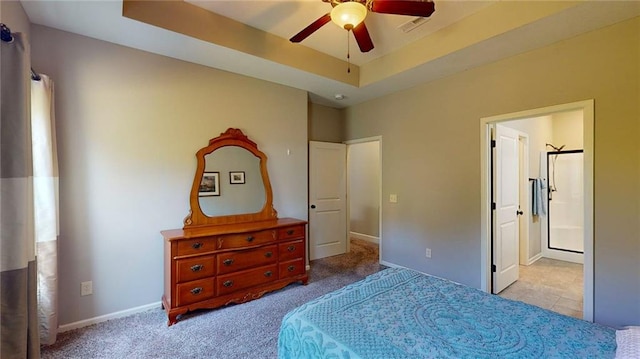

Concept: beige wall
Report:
left=344, top=17, right=640, bottom=327
left=1, top=0, right=30, bottom=73
left=552, top=110, right=584, bottom=151
left=309, top=103, right=344, bottom=143
left=1, top=0, right=29, bottom=36
left=30, top=25, right=308, bottom=326
left=502, top=115, right=553, bottom=180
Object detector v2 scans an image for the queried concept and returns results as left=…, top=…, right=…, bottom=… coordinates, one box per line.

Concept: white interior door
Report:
left=493, top=125, right=520, bottom=293
left=309, top=141, right=347, bottom=260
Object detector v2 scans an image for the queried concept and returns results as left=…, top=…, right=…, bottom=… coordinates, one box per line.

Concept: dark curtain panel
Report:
left=1, top=31, right=41, bottom=359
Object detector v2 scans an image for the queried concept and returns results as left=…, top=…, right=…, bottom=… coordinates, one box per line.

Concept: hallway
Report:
left=498, top=258, right=583, bottom=319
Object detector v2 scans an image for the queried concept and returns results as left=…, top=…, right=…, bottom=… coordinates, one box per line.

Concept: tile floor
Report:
left=498, top=257, right=583, bottom=319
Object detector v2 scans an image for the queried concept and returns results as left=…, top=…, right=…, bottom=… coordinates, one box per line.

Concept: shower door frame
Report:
left=546, top=149, right=585, bottom=254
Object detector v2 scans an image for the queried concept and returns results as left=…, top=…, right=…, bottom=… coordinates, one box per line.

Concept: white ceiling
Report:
left=20, top=1, right=640, bottom=108
left=185, top=0, right=495, bottom=65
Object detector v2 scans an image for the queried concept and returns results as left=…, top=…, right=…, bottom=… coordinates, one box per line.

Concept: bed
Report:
left=278, top=268, right=618, bottom=358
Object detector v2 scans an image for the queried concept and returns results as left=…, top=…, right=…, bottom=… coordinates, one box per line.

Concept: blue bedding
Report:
left=278, top=268, right=615, bottom=358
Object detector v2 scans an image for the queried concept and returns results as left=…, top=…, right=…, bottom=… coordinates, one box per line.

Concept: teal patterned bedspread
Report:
left=278, top=268, right=615, bottom=358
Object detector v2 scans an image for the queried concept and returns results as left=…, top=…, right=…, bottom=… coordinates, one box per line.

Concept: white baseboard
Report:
left=379, top=261, right=468, bottom=288
left=58, top=301, right=162, bottom=333
left=542, top=247, right=584, bottom=264
left=380, top=260, right=402, bottom=268
left=526, top=253, right=543, bottom=265
left=350, top=232, right=379, bottom=244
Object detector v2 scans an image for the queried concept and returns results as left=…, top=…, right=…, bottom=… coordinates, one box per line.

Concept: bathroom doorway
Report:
left=480, top=100, right=594, bottom=321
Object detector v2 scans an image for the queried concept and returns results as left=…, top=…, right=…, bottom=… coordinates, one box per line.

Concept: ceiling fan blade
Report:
left=290, top=13, right=332, bottom=43
left=370, top=0, right=435, bottom=17
left=352, top=22, right=374, bottom=53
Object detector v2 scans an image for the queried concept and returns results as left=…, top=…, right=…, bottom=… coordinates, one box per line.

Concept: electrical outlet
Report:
left=425, top=248, right=432, bottom=258
left=390, top=194, right=398, bottom=203
left=81, top=281, right=93, bottom=296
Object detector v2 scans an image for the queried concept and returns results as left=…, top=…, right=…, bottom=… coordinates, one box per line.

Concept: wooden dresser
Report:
left=162, top=128, right=308, bottom=325
left=161, top=218, right=307, bottom=325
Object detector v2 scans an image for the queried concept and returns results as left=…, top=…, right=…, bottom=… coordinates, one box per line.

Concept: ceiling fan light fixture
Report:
left=331, top=1, right=367, bottom=30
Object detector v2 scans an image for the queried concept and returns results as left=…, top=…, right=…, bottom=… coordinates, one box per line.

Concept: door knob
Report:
left=516, top=210, right=524, bottom=215
left=310, top=204, right=316, bottom=209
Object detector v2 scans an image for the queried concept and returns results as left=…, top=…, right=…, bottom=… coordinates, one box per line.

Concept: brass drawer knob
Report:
left=264, top=271, right=273, bottom=277
left=265, top=251, right=273, bottom=258
left=287, top=265, right=295, bottom=272
left=223, top=280, right=234, bottom=287
left=286, top=229, right=294, bottom=235
left=190, top=287, right=203, bottom=295
left=287, top=245, right=296, bottom=252
left=246, top=236, right=255, bottom=242
left=191, top=242, right=203, bottom=249
left=223, top=258, right=234, bottom=266
left=190, top=264, right=204, bottom=272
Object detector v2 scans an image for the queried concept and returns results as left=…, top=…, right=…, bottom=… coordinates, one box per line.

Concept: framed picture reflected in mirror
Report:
left=199, top=172, right=220, bottom=196
left=229, top=171, right=245, bottom=184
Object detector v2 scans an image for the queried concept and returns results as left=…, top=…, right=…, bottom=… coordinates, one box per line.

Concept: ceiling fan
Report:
left=289, top=0, right=436, bottom=53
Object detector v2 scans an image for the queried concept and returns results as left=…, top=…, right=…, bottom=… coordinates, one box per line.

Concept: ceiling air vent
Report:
left=398, top=17, right=430, bottom=33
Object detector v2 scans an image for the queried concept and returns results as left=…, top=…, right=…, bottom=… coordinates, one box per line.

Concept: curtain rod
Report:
left=31, top=69, right=41, bottom=81
left=1, top=23, right=42, bottom=81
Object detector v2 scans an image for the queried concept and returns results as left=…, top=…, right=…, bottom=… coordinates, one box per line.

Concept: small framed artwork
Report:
left=229, top=171, right=245, bottom=184
left=199, top=172, right=220, bottom=196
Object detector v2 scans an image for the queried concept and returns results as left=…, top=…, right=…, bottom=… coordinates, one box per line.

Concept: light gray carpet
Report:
left=42, top=239, right=383, bottom=358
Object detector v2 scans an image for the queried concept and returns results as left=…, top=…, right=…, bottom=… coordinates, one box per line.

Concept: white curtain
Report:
left=32, top=75, right=59, bottom=345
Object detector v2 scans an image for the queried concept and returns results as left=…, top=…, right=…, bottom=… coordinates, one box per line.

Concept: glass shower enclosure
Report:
left=547, top=150, right=584, bottom=253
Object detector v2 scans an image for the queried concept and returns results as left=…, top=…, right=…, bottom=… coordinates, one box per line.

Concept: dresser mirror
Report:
left=183, top=128, right=277, bottom=228
left=199, top=146, right=265, bottom=217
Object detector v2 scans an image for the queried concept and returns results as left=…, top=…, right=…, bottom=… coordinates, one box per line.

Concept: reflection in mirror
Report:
left=199, top=146, right=266, bottom=217
left=184, top=128, right=276, bottom=228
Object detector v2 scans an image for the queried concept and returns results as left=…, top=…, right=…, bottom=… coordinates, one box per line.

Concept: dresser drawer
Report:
left=176, top=278, right=215, bottom=307
left=177, top=237, right=215, bottom=256
left=217, top=230, right=276, bottom=250
left=278, top=225, right=305, bottom=240
left=176, top=255, right=216, bottom=283
left=217, top=264, right=278, bottom=296
left=217, top=245, right=277, bottom=275
left=278, top=240, right=304, bottom=262
left=279, top=258, right=305, bottom=279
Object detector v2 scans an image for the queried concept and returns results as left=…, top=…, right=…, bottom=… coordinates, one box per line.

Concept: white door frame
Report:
left=344, top=136, right=382, bottom=261
left=517, top=134, right=532, bottom=265
left=480, top=100, right=594, bottom=321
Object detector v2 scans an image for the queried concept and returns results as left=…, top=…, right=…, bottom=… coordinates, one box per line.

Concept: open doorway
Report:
left=345, top=137, right=382, bottom=263
left=480, top=100, right=594, bottom=321
left=307, top=137, right=382, bottom=265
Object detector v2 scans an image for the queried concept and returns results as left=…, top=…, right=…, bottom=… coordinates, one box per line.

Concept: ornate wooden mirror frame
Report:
left=183, top=128, right=277, bottom=228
